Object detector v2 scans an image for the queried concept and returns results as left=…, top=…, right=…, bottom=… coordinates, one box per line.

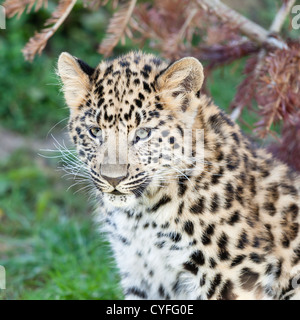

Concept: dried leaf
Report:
left=22, top=0, right=77, bottom=62
left=255, top=41, right=300, bottom=137
left=3, top=0, right=47, bottom=18
left=98, top=0, right=137, bottom=57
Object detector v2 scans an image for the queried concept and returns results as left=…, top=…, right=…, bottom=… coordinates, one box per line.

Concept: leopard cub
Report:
left=58, top=51, right=300, bottom=300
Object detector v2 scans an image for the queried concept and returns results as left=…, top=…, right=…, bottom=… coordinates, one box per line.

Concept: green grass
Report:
left=0, top=150, right=122, bottom=300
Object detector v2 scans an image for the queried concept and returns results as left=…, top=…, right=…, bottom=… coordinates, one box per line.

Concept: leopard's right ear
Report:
left=57, top=52, right=95, bottom=110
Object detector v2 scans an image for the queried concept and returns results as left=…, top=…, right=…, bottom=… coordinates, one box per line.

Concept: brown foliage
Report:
left=98, top=0, right=137, bottom=57
left=131, top=0, right=245, bottom=62
left=269, top=111, right=300, bottom=172
left=231, top=56, right=259, bottom=114
left=22, top=0, right=77, bottom=62
left=255, top=42, right=300, bottom=137
left=232, top=41, right=300, bottom=139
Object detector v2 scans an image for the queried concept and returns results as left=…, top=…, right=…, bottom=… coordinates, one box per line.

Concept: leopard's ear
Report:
left=156, top=57, right=204, bottom=97
left=156, top=57, right=204, bottom=125
left=57, top=52, right=95, bottom=110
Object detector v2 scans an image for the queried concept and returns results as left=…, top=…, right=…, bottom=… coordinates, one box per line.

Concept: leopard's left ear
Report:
left=57, top=52, right=95, bottom=111
left=156, top=57, right=204, bottom=97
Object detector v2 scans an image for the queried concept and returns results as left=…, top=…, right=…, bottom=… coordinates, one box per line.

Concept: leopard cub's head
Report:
left=57, top=51, right=204, bottom=208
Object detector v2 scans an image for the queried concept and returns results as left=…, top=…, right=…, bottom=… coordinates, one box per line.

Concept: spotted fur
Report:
left=57, top=51, right=300, bottom=300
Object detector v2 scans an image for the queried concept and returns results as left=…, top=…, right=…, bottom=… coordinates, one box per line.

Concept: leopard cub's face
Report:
left=58, top=52, right=204, bottom=207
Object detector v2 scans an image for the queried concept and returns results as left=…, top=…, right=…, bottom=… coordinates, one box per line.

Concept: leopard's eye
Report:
left=134, top=128, right=152, bottom=143
left=89, top=127, right=102, bottom=139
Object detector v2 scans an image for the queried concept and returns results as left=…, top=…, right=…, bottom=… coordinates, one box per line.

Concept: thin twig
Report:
left=177, top=8, right=198, bottom=42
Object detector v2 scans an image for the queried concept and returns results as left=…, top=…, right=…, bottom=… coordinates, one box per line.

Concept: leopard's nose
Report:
left=101, top=174, right=126, bottom=188
left=100, top=164, right=128, bottom=187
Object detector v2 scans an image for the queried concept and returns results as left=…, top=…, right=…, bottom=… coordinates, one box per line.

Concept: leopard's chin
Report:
left=102, top=192, right=137, bottom=208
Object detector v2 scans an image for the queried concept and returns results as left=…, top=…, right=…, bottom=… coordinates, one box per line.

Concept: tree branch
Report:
left=196, top=0, right=289, bottom=50
left=269, top=0, right=296, bottom=33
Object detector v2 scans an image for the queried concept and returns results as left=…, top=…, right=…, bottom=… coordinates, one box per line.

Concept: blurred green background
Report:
left=0, top=0, right=297, bottom=300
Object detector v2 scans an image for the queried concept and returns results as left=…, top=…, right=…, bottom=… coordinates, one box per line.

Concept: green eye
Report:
left=89, top=127, right=102, bottom=139
left=135, top=128, right=151, bottom=143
